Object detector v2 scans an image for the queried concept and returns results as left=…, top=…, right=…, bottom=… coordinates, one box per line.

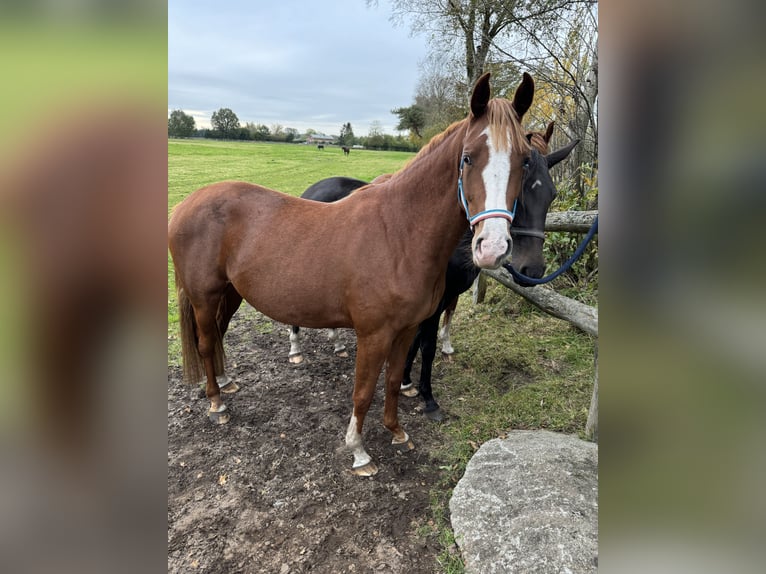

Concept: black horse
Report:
left=289, top=138, right=579, bottom=419
left=342, top=146, right=350, bottom=156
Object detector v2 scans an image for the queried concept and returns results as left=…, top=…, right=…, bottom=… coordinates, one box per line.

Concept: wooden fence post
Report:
left=585, top=344, right=598, bottom=442
left=472, top=274, right=487, bottom=304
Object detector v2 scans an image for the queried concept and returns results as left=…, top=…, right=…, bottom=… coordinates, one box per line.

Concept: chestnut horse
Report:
left=168, top=72, right=533, bottom=475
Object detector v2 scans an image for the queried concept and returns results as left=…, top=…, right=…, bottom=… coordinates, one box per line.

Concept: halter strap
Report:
left=458, top=156, right=517, bottom=228
left=511, top=228, right=545, bottom=240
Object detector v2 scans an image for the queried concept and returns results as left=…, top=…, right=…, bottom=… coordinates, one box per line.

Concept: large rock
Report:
left=449, top=430, right=598, bottom=573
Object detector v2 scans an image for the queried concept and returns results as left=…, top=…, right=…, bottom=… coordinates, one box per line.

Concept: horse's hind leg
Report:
left=194, top=298, right=230, bottom=424
left=328, top=329, right=348, bottom=357
left=288, top=326, right=303, bottom=364
left=400, top=328, right=422, bottom=398
left=438, top=296, right=459, bottom=359
left=215, top=284, right=242, bottom=393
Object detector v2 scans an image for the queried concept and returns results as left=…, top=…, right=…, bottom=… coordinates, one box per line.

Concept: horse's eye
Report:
left=523, top=157, right=530, bottom=169
left=462, top=155, right=472, bottom=166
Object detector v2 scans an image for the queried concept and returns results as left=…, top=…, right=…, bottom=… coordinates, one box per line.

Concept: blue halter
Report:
left=457, top=155, right=517, bottom=228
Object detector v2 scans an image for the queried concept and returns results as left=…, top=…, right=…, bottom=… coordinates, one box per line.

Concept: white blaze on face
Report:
left=473, top=126, right=513, bottom=268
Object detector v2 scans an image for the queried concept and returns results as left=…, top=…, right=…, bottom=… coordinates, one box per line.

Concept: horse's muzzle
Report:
left=473, top=235, right=511, bottom=269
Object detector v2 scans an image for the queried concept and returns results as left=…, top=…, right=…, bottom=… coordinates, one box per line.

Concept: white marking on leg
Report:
left=439, top=324, right=455, bottom=355
left=288, top=328, right=301, bottom=357
left=328, top=329, right=347, bottom=354
left=345, top=414, right=371, bottom=468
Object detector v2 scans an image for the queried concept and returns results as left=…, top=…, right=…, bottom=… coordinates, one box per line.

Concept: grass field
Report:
left=167, top=138, right=596, bottom=571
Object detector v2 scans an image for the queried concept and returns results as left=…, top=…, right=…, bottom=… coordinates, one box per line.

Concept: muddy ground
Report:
left=168, top=305, right=452, bottom=573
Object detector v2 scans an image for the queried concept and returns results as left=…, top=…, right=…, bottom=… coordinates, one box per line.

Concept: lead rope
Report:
left=503, top=215, right=598, bottom=285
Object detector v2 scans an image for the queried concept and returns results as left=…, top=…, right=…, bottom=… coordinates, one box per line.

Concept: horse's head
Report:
left=459, top=72, right=533, bottom=269
left=509, top=138, right=581, bottom=283
left=526, top=121, right=555, bottom=155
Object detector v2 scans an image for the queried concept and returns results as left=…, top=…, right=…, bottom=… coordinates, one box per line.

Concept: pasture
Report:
left=167, top=139, right=595, bottom=572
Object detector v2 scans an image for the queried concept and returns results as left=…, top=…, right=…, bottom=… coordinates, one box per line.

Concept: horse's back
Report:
left=301, top=176, right=368, bottom=203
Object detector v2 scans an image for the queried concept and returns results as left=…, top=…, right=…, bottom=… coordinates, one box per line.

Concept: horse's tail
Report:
left=176, top=274, right=225, bottom=385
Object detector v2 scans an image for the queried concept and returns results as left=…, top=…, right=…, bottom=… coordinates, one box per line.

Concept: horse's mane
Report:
left=387, top=98, right=530, bottom=181
left=387, top=119, right=468, bottom=178
left=486, top=98, right=531, bottom=154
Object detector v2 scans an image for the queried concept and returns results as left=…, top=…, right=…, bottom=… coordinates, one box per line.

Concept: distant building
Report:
left=305, top=133, right=336, bottom=145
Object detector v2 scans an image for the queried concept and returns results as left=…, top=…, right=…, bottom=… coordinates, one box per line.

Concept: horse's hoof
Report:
left=208, top=405, right=230, bottom=425
left=425, top=408, right=445, bottom=422
left=401, top=386, right=419, bottom=398
left=335, top=350, right=349, bottom=358
left=220, top=381, right=240, bottom=394
left=350, top=462, right=378, bottom=476
left=393, top=439, right=415, bottom=453
left=441, top=352, right=454, bottom=363
left=288, top=354, right=304, bottom=364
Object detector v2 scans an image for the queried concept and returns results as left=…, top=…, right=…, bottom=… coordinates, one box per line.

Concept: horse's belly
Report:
left=236, top=280, right=352, bottom=329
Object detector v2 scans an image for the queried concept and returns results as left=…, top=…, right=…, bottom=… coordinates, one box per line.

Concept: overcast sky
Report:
left=168, top=0, right=430, bottom=136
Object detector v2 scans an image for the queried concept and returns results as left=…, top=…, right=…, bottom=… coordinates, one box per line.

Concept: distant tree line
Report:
left=169, top=108, right=420, bottom=151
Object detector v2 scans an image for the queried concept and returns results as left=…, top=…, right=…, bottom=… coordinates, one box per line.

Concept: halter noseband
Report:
left=457, top=155, right=517, bottom=228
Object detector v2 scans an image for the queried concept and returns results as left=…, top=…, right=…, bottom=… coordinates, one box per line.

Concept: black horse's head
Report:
left=509, top=139, right=580, bottom=284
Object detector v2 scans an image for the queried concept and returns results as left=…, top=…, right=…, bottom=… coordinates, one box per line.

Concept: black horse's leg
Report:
left=417, top=311, right=444, bottom=421
left=400, top=328, right=422, bottom=397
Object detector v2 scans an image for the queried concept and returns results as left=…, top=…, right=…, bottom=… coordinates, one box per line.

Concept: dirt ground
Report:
left=168, top=305, right=449, bottom=573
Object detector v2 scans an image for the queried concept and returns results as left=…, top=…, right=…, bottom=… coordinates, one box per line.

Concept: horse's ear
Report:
left=512, top=72, right=534, bottom=119
left=470, top=73, right=492, bottom=118
left=544, top=121, right=555, bottom=143
left=545, top=139, right=580, bottom=168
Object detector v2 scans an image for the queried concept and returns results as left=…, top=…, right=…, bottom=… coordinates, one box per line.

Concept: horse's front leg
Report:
left=415, top=313, right=444, bottom=421
left=346, top=332, right=390, bottom=476
left=384, top=327, right=419, bottom=451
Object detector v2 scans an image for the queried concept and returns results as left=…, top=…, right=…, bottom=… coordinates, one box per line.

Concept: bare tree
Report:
left=369, top=0, right=598, bottom=189
left=491, top=1, right=598, bottom=193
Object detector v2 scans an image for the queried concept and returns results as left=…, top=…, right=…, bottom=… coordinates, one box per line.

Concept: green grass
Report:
left=416, top=281, right=596, bottom=570
left=167, top=138, right=596, bottom=572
